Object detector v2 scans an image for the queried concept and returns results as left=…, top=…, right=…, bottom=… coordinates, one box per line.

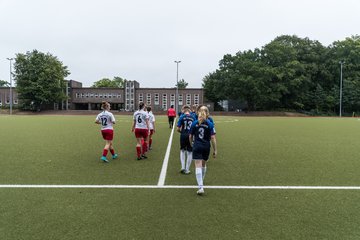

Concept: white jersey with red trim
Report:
left=133, top=110, right=149, bottom=129
left=148, top=111, right=155, bottom=130
left=96, top=111, right=115, bottom=130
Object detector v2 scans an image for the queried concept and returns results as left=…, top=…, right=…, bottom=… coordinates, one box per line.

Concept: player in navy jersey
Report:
left=177, top=105, right=195, bottom=174
left=195, top=104, right=216, bottom=135
left=191, top=104, right=198, bottom=120
left=189, top=106, right=217, bottom=195
left=95, top=101, right=118, bottom=163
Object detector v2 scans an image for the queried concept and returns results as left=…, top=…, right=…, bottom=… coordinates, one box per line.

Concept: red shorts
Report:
left=135, top=128, right=148, bottom=139
left=101, top=129, right=114, bottom=141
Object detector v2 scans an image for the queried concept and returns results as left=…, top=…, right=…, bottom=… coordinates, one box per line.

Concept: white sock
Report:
left=185, top=151, right=193, bottom=172
left=195, top=167, right=203, bottom=188
left=202, top=166, right=207, bottom=181
left=180, top=150, right=186, bottom=170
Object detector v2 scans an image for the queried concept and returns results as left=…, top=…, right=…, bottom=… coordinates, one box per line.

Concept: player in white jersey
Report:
left=132, top=102, right=150, bottom=160
left=95, top=101, right=117, bottom=163
left=146, top=106, right=156, bottom=150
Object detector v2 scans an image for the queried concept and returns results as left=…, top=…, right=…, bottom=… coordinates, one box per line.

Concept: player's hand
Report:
left=213, top=150, right=217, bottom=158
left=131, top=128, right=134, bottom=132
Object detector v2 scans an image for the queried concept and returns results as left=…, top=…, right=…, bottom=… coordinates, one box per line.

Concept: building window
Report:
left=194, top=94, right=199, bottom=105
left=95, top=93, right=98, bottom=98
left=90, top=93, right=94, bottom=98
left=154, top=93, right=159, bottom=105
left=99, top=94, right=103, bottom=98
left=81, top=93, right=85, bottom=98
left=14, top=98, right=18, bottom=104
left=162, top=94, right=167, bottom=110
left=179, top=94, right=183, bottom=106
left=186, top=94, right=191, bottom=105
left=85, top=93, right=89, bottom=98
left=170, top=94, right=175, bottom=106
left=147, top=93, right=151, bottom=105
left=117, top=94, right=121, bottom=98
left=139, top=93, right=143, bottom=103
left=76, top=93, right=80, bottom=98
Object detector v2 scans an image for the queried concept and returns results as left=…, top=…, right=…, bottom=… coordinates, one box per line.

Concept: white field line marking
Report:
left=1, top=185, right=360, bottom=190
left=157, top=118, right=176, bottom=186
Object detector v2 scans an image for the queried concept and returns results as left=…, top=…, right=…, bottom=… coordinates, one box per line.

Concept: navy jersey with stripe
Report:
left=177, top=113, right=195, bottom=134
left=190, top=119, right=215, bottom=146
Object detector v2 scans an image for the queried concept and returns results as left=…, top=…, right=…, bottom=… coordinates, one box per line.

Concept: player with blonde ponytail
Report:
left=189, top=106, right=217, bottom=195
left=95, top=101, right=118, bottom=163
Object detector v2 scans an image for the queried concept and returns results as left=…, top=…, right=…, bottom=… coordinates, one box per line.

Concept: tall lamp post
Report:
left=339, top=61, right=345, bottom=117
left=6, top=57, right=14, bottom=115
left=174, top=60, right=181, bottom=114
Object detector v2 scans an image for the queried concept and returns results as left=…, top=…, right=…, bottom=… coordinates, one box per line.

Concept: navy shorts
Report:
left=192, top=144, right=211, bottom=161
left=180, top=133, right=192, bottom=151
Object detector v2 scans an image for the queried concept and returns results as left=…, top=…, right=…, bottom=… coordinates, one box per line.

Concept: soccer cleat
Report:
left=184, top=170, right=191, bottom=175
left=112, top=154, right=118, bottom=159
left=101, top=156, right=109, bottom=163
left=196, top=188, right=204, bottom=195
left=137, top=157, right=142, bottom=160
left=141, top=155, right=148, bottom=159
left=180, top=169, right=186, bottom=174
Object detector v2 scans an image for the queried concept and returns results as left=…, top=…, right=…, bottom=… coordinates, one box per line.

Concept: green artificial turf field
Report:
left=1, top=115, right=360, bottom=239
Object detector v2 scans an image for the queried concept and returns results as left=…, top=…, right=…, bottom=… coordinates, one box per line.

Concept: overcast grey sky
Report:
left=0, top=0, right=359, bottom=88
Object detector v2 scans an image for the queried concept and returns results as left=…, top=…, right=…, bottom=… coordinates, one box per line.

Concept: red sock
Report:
left=102, top=149, right=108, bottom=157
left=110, top=149, right=115, bottom=155
left=142, top=142, right=147, bottom=154
left=149, top=139, right=152, bottom=148
left=136, top=146, right=141, bottom=158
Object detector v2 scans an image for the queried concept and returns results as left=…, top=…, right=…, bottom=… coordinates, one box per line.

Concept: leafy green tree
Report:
left=326, top=35, right=360, bottom=114
left=14, top=50, right=70, bottom=111
left=92, top=78, right=117, bottom=88
left=202, top=71, right=228, bottom=110
left=176, top=79, right=188, bottom=89
left=0, top=80, right=9, bottom=87
left=113, top=76, right=124, bottom=88
left=92, top=76, right=125, bottom=88
left=261, top=35, right=330, bottom=110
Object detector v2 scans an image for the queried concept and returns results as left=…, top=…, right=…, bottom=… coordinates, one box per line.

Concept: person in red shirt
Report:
left=167, top=105, right=176, bottom=128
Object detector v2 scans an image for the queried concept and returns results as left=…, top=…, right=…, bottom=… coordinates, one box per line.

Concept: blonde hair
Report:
left=198, top=106, right=209, bottom=124
left=101, top=101, right=110, bottom=110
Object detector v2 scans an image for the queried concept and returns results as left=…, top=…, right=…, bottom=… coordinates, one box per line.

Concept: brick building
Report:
left=1, top=80, right=213, bottom=112
left=70, top=80, right=210, bottom=112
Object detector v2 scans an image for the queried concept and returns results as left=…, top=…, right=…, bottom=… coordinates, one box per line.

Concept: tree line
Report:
left=203, top=35, right=360, bottom=115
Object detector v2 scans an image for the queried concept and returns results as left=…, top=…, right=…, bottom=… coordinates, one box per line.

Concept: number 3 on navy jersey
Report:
left=198, top=128, right=204, bottom=139
left=100, top=117, right=108, bottom=126
left=186, top=120, right=192, bottom=130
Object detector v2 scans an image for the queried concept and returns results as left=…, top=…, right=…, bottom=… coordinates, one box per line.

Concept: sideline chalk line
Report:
left=157, top=118, right=176, bottom=186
